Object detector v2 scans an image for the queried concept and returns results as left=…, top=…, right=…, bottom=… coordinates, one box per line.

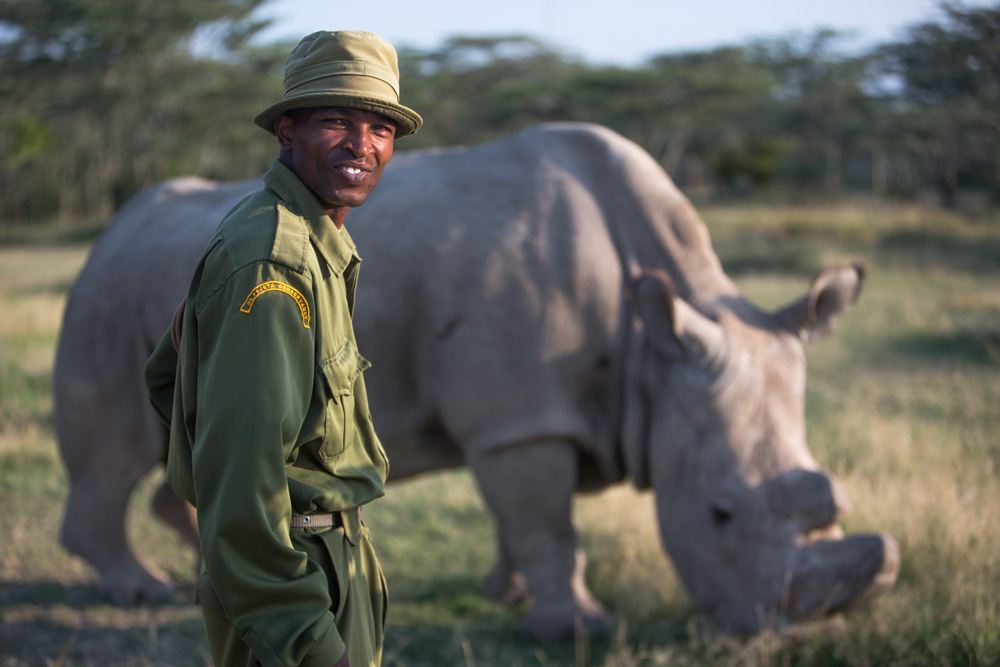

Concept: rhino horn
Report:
left=786, top=532, right=900, bottom=621
left=633, top=270, right=725, bottom=363
left=775, top=264, right=866, bottom=342
left=765, top=468, right=851, bottom=532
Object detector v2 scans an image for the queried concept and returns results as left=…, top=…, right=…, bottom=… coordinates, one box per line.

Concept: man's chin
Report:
left=323, top=191, right=372, bottom=211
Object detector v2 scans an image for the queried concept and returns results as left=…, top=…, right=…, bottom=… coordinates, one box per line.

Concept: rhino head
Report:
left=626, top=265, right=899, bottom=633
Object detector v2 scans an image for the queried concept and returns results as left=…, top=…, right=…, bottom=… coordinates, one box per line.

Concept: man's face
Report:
left=275, top=106, right=396, bottom=224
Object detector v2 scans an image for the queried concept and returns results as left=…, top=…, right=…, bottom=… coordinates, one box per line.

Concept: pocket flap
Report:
left=320, top=339, right=371, bottom=397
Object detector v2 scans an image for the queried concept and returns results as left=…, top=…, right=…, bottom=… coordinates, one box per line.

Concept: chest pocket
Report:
left=319, top=339, right=371, bottom=461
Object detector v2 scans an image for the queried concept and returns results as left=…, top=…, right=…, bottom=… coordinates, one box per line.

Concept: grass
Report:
left=1, top=202, right=999, bottom=665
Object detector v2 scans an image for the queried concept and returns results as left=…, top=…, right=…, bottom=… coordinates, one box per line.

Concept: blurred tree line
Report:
left=1, top=0, right=998, bottom=228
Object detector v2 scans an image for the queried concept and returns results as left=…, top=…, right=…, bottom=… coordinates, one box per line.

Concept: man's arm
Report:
left=192, top=261, right=345, bottom=667
left=144, top=327, right=179, bottom=427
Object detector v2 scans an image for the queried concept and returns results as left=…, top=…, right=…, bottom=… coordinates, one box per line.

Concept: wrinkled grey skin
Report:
left=54, top=123, right=898, bottom=640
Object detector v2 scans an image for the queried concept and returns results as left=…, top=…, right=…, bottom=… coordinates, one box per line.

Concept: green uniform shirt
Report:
left=145, top=159, right=388, bottom=666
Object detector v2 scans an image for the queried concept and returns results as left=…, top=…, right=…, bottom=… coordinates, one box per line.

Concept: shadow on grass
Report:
left=0, top=580, right=103, bottom=608
left=715, top=240, right=825, bottom=278
left=381, top=570, right=704, bottom=666
left=878, top=229, right=1000, bottom=272
left=881, top=328, right=1000, bottom=366
left=0, top=579, right=195, bottom=609
left=0, top=580, right=206, bottom=666
left=383, top=599, right=623, bottom=667
left=713, top=226, right=1000, bottom=279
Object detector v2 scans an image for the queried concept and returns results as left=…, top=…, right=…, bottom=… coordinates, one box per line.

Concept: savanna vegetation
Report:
left=1, top=0, right=999, bottom=665
left=1, top=203, right=998, bottom=665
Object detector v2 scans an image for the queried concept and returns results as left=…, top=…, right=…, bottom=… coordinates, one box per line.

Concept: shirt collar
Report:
left=263, top=159, right=361, bottom=277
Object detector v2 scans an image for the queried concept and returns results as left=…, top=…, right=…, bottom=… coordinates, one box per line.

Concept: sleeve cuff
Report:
left=240, top=621, right=345, bottom=667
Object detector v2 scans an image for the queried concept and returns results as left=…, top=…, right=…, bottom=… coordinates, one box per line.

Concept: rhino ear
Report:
left=774, top=264, right=866, bottom=342
left=633, top=270, right=725, bottom=363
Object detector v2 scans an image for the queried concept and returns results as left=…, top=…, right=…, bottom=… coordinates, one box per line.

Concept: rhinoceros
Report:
left=54, top=122, right=898, bottom=639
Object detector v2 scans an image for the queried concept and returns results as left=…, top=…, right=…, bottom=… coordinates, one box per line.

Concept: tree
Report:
left=647, top=46, right=778, bottom=193
left=398, top=36, right=583, bottom=148
left=0, top=0, right=277, bottom=226
left=745, top=30, right=879, bottom=198
left=879, top=2, right=1000, bottom=206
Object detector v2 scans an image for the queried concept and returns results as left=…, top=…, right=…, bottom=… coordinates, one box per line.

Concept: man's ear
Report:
left=274, top=114, right=295, bottom=151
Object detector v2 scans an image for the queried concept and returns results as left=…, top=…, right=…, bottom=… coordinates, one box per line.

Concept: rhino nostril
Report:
left=710, top=501, right=733, bottom=527
left=711, top=507, right=732, bottom=526
left=766, top=468, right=849, bottom=531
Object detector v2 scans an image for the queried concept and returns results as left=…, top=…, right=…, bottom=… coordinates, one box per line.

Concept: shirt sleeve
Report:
left=191, top=260, right=344, bottom=667
left=144, top=328, right=178, bottom=428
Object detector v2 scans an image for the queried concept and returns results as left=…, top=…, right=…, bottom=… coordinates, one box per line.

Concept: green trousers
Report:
left=200, top=512, right=387, bottom=667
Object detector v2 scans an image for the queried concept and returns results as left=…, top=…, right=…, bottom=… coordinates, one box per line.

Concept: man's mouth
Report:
left=333, top=164, right=371, bottom=185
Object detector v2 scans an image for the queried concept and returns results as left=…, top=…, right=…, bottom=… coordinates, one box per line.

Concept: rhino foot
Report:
left=98, top=570, right=174, bottom=606
left=485, top=568, right=531, bottom=605
left=520, top=598, right=610, bottom=642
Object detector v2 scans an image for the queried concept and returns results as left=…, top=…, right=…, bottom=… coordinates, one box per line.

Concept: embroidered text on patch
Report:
left=240, top=282, right=310, bottom=328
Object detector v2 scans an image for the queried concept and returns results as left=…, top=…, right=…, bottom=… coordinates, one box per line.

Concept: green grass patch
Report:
left=0, top=359, right=54, bottom=432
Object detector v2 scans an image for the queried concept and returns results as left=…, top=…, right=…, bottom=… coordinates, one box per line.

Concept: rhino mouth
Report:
left=785, top=531, right=900, bottom=621
left=759, top=468, right=900, bottom=623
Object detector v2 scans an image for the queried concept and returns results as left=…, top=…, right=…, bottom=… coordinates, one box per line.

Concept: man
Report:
left=144, top=30, right=422, bottom=667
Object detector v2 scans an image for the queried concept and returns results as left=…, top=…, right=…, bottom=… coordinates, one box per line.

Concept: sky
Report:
left=249, top=0, right=995, bottom=67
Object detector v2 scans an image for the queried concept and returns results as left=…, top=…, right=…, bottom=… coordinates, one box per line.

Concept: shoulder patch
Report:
left=240, top=281, right=310, bottom=328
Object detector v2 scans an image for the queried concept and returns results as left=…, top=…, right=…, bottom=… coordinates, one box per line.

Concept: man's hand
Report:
left=333, top=651, right=350, bottom=667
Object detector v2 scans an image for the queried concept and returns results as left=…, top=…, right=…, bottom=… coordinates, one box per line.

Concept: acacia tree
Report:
left=398, top=36, right=582, bottom=148
left=399, top=37, right=780, bottom=195
left=646, top=46, right=779, bottom=194
left=743, top=31, right=879, bottom=198
left=880, top=2, right=1000, bottom=207
left=0, top=0, right=277, bottom=226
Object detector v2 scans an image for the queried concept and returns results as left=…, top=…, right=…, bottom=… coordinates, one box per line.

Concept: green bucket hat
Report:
left=254, top=30, right=423, bottom=137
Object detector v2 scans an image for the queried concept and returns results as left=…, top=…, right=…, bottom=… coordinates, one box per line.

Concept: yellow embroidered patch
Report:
left=240, top=281, right=310, bottom=328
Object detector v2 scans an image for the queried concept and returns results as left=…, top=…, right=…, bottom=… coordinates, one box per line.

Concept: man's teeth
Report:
left=341, top=167, right=362, bottom=175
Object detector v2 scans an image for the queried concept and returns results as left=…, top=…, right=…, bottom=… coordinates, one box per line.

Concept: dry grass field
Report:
left=1, top=202, right=998, bottom=666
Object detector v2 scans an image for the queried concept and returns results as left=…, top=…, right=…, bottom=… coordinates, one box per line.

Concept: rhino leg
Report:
left=484, top=537, right=530, bottom=604
left=485, top=537, right=599, bottom=623
left=468, top=440, right=609, bottom=640
left=61, top=471, right=172, bottom=605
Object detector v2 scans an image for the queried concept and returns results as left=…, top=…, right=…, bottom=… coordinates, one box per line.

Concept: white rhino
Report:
left=54, top=123, right=898, bottom=639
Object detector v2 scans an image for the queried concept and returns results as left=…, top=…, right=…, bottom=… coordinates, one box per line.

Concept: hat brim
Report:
left=254, top=93, right=423, bottom=137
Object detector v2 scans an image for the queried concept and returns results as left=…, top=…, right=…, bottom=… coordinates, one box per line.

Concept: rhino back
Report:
left=346, top=123, right=736, bottom=482
left=54, top=177, right=259, bottom=469
left=64, top=177, right=258, bottom=351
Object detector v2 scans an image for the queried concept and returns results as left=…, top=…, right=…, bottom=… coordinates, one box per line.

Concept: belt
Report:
left=290, top=508, right=359, bottom=529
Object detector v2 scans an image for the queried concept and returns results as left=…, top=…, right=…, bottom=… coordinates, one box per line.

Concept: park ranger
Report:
left=144, top=30, right=422, bottom=667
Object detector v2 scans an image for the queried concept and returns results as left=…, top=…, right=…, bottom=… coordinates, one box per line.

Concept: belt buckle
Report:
left=292, top=513, right=334, bottom=529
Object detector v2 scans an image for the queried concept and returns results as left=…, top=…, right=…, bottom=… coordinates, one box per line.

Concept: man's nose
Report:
left=342, top=127, right=374, bottom=157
